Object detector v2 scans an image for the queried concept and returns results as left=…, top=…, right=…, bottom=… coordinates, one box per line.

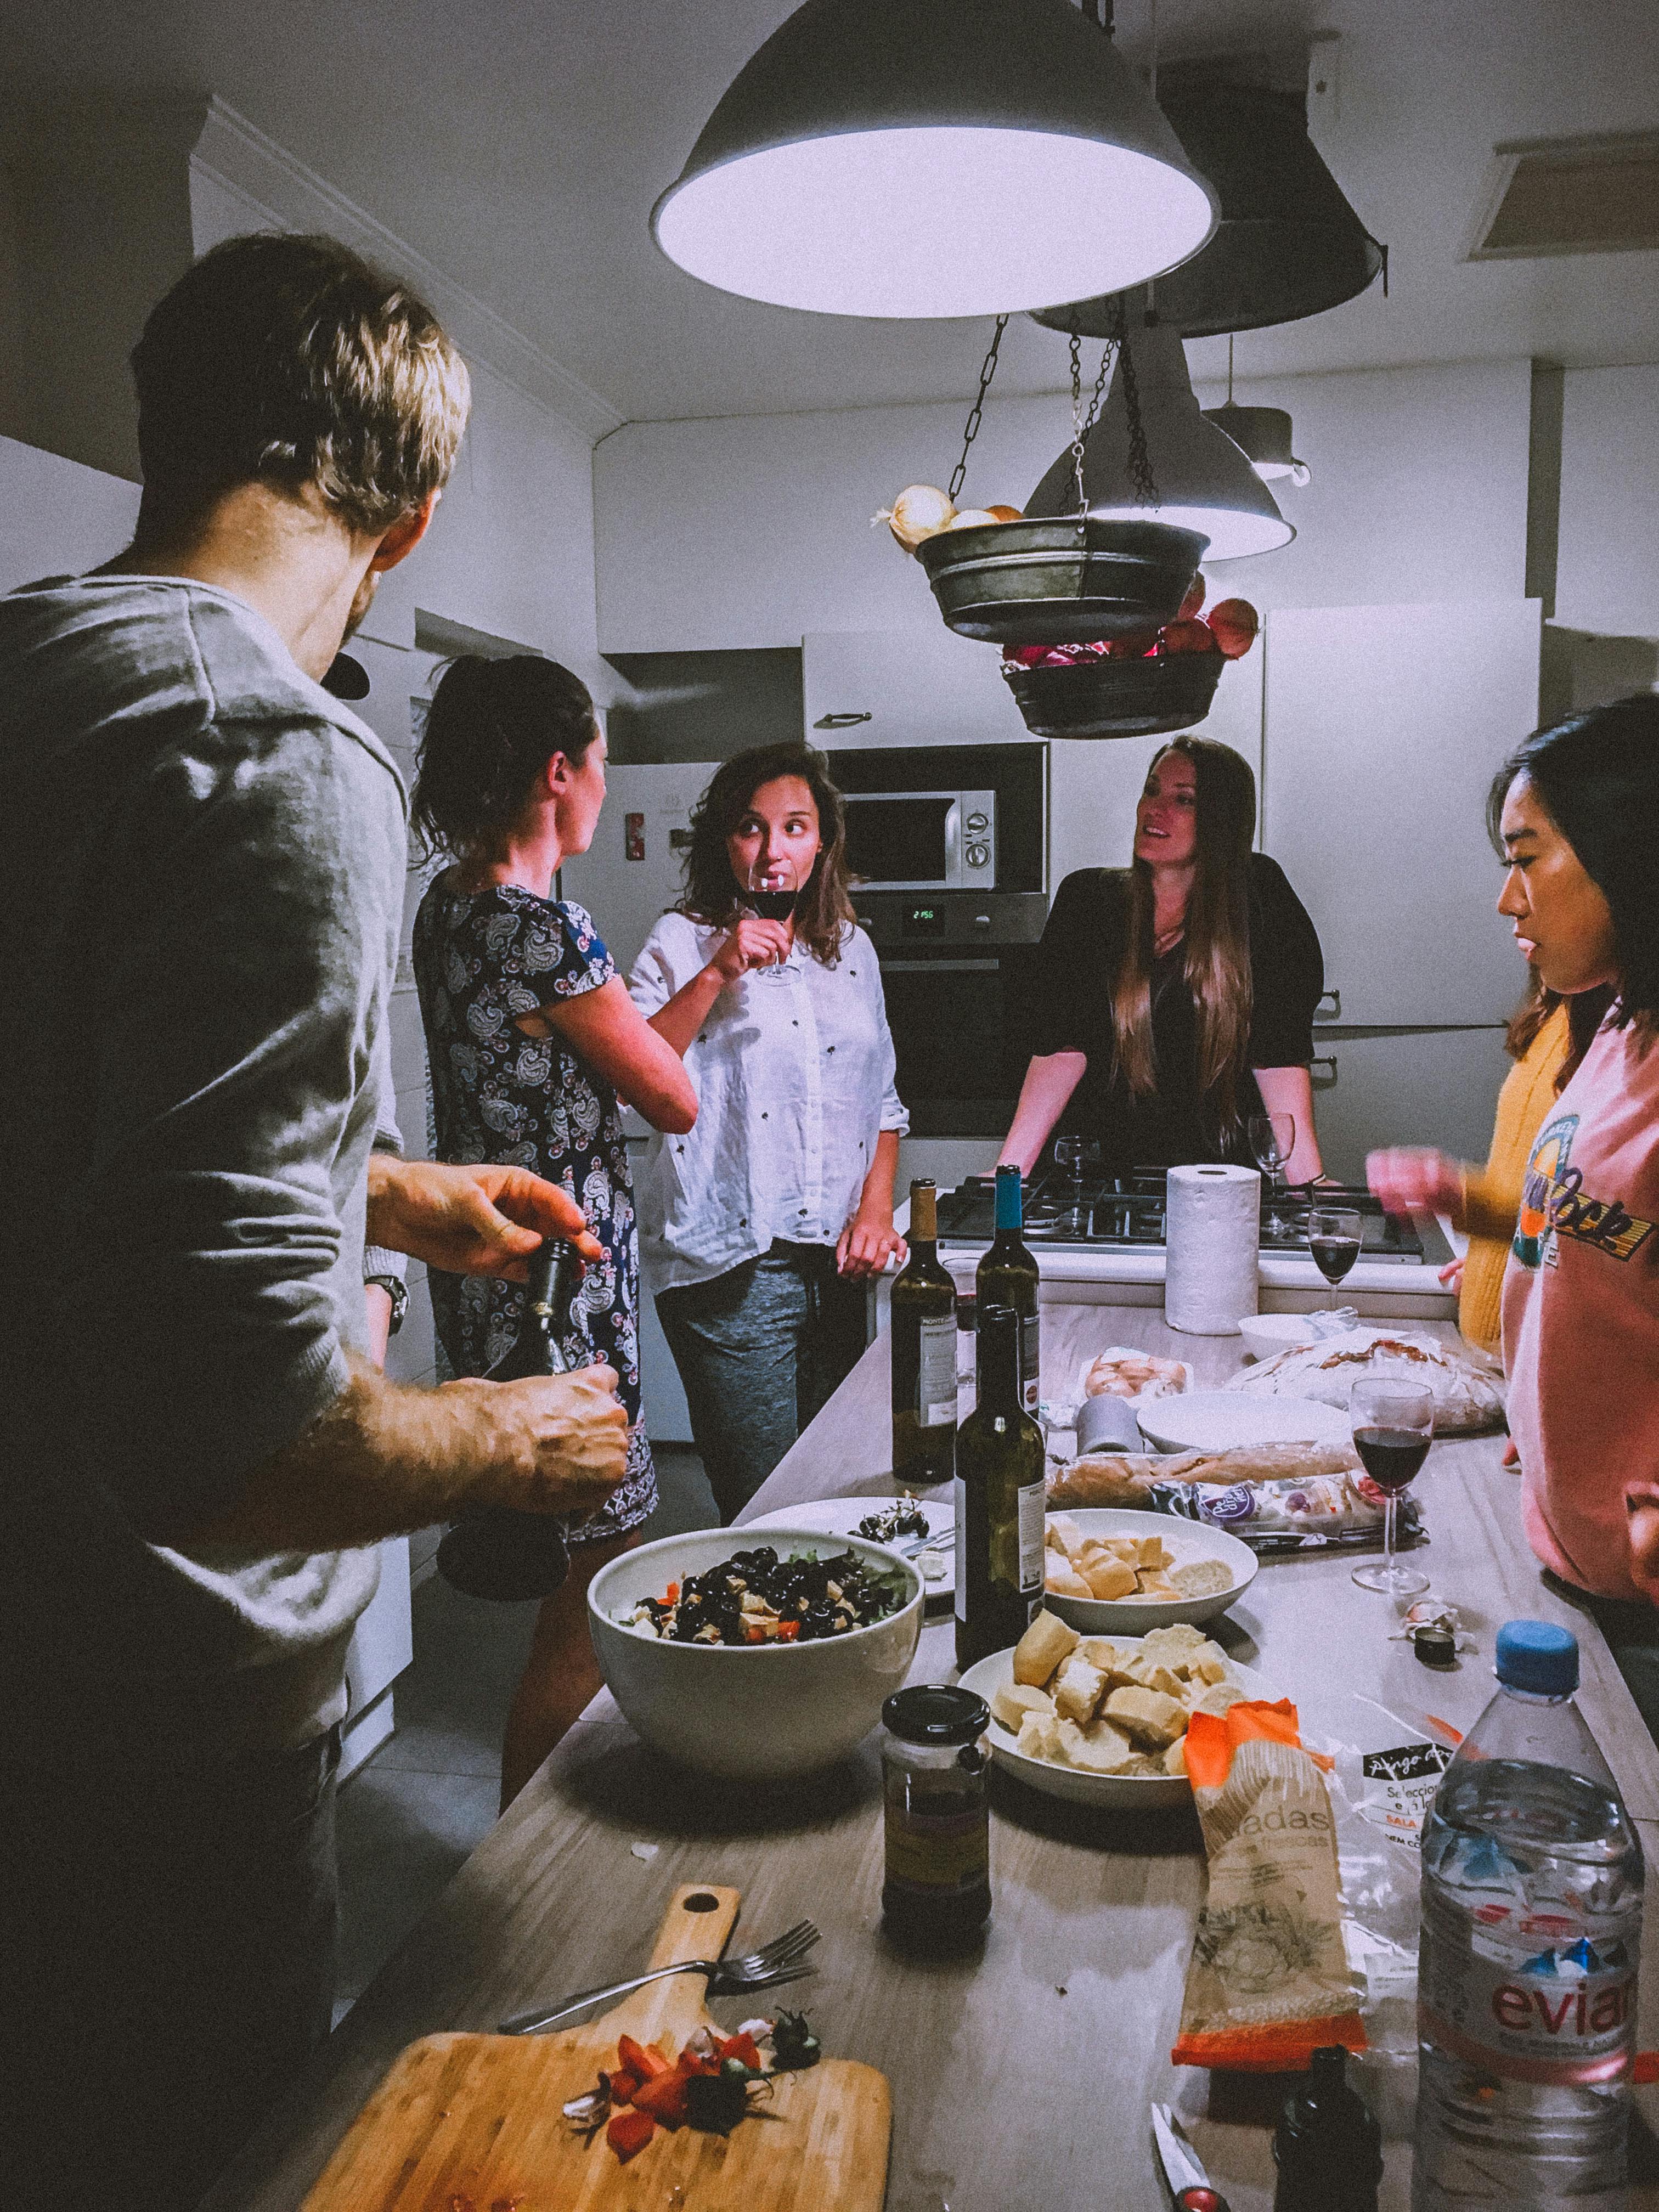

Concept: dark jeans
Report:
left=657, top=1240, right=870, bottom=1521
left=1544, top=1571, right=1659, bottom=1746
left=3, top=1725, right=341, bottom=2211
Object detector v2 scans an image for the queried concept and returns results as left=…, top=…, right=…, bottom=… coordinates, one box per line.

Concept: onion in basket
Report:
left=874, top=484, right=956, bottom=551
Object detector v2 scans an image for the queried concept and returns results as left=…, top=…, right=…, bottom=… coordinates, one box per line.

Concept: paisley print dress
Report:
left=413, top=877, right=656, bottom=1542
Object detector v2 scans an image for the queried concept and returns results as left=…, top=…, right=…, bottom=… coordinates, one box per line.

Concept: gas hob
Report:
left=933, top=1169, right=1429, bottom=1263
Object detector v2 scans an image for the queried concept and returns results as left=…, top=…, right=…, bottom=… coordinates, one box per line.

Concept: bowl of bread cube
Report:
left=958, top=1606, right=1276, bottom=1809
left=1042, top=1509, right=1257, bottom=1634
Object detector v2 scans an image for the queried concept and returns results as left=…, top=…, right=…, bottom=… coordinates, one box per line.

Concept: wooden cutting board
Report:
left=302, top=1883, right=891, bottom=2211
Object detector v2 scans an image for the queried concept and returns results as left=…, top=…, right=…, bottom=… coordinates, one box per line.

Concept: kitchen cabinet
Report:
left=1306, top=1025, right=1512, bottom=1184
left=1261, top=600, right=1542, bottom=1026
left=802, top=627, right=1032, bottom=750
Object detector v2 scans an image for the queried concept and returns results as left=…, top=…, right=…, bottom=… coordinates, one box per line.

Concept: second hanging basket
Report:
left=1001, top=650, right=1225, bottom=739
left=913, top=517, right=1205, bottom=646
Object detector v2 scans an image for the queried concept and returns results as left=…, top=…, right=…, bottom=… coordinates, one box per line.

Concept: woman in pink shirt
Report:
left=1491, top=698, right=1659, bottom=1709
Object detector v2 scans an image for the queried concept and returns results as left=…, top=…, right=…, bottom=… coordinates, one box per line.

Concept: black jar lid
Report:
left=883, top=1685, right=990, bottom=1745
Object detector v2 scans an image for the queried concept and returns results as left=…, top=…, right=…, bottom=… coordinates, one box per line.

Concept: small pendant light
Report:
left=1203, top=337, right=1311, bottom=484
left=651, top=0, right=1218, bottom=320
left=1026, top=313, right=1293, bottom=560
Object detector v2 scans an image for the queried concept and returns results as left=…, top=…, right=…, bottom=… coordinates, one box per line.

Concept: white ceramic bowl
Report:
left=587, top=1527, right=923, bottom=1782
left=1041, top=1509, right=1258, bottom=1634
left=1237, top=1312, right=1318, bottom=1362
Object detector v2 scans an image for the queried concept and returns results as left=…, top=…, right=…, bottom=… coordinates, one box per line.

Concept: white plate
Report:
left=960, top=1635, right=1279, bottom=1812
left=1137, top=1390, right=1351, bottom=1454
left=745, top=1494, right=955, bottom=1601
left=1237, top=1313, right=1318, bottom=1362
left=1041, top=1509, right=1257, bottom=1634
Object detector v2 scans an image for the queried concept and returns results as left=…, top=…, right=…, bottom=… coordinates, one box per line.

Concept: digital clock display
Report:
left=904, top=904, right=947, bottom=938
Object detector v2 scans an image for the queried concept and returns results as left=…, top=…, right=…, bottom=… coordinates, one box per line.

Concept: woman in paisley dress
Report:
left=411, top=655, right=696, bottom=1806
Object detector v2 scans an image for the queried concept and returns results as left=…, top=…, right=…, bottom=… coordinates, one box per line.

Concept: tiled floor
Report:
left=333, top=1443, right=718, bottom=2022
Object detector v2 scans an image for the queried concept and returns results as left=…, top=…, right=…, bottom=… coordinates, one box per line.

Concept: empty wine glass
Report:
left=1349, top=1378, right=1434, bottom=1597
left=1307, top=1203, right=1363, bottom=1310
left=744, top=854, right=800, bottom=975
left=1053, top=1134, right=1093, bottom=1234
left=1248, top=1111, right=1296, bottom=1237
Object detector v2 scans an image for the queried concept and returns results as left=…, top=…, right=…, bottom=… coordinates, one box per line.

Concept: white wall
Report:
left=594, top=359, right=1533, bottom=654
left=0, top=434, right=139, bottom=586
left=1556, top=364, right=1659, bottom=645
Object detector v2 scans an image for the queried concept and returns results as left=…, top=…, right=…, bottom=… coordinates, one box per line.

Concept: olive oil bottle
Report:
left=436, top=1237, right=583, bottom=1602
left=954, top=1302, right=1046, bottom=1669
left=977, top=1163, right=1041, bottom=1415
left=891, top=1179, right=958, bottom=1485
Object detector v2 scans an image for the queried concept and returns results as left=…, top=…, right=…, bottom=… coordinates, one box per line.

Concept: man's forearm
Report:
left=185, top=1357, right=506, bottom=1553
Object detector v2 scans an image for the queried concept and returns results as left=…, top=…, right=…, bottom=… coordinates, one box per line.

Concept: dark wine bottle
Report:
left=891, top=1179, right=958, bottom=1485
left=977, top=1164, right=1041, bottom=1417
left=954, top=1304, right=1046, bottom=1671
left=436, top=1238, right=585, bottom=1603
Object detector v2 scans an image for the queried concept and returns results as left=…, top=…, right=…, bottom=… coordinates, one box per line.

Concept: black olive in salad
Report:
left=623, top=1546, right=909, bottom=1646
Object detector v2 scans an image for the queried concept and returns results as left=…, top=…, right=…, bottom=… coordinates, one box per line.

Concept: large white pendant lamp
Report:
left=651, top=0, right=1218, bottom=319
left=1028, top=315, right=1294, bottom=559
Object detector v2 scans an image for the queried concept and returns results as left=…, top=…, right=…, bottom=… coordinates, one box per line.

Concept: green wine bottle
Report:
left=436, top=1238, right=584, bottom=1602
left=954, top=1302, right=1046, bottom=1670
left=977, top=1163, right=1041, bottom=1417
left=891, top=1178, right=958, bottom=1485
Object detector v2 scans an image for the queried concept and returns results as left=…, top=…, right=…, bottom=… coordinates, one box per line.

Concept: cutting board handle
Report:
left=603, top=1883, right=743, bottom=2047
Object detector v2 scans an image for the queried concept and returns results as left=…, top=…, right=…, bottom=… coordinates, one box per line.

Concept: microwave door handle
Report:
left=944, top=799, right=962, bottom=884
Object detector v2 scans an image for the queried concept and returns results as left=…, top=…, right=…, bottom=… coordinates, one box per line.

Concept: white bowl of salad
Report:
left=588, top=1526, right=924, bottom=1781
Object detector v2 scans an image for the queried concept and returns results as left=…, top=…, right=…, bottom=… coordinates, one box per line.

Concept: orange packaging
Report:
left=1172, top=1700, right=1364, bottom=2073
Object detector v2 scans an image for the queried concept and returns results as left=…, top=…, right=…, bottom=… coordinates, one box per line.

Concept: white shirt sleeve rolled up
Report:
left=627, top=912, right=909, bottom=1293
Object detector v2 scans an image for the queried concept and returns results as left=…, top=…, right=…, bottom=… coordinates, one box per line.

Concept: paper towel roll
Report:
left=1164, top=1163, right=1260, bottom=1337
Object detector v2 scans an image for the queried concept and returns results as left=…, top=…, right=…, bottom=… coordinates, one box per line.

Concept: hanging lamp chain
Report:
left=947, top=314, right=1009, bottom=506
left=1067, top=332, right=1115, bottom=520
left=1114, top=296, right=1160, bottom=510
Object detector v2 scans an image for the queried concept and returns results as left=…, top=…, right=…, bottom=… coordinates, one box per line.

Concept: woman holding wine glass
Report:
left=1000, top=737, right=1328, bottom=1186
left=410, top=654, right=697, bottom=1806
left=630, top=742, right=909, bottom=1520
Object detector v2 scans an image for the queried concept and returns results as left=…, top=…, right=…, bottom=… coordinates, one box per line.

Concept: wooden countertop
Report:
left=206, top=1305, right=1659, bottom=2211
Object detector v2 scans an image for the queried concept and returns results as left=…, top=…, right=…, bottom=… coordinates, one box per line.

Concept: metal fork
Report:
left=499, top=1918, right=820, bottom=2035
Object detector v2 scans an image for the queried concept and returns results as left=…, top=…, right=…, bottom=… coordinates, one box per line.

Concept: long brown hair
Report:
left=678, top=741, right=856, bottom=967
left=1505, top=971, right=1614, bottom=1092
left=1111, top=736, right=1257, bottom=1133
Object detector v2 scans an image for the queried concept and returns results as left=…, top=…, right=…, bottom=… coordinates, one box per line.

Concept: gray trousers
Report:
left=4, top=1725, right=340, bottom=2210
left=656, top=1240, right=869, bottom=1522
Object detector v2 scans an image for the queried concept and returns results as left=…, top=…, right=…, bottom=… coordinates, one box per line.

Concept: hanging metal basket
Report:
left=1002, top=649, right=1224, bottom=738
left=913, top=517, right=1205, bottom=646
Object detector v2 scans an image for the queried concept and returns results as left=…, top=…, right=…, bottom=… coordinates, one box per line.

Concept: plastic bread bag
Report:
left=1172, top=1700, right=1365, bottom=2072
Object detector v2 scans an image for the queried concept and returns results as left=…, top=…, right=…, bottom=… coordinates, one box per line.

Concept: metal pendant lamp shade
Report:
left=1027, top=318, right=1293, bottom=561
left=1201, top=402, right=1310, bottom=484
left=651, top=0, right=1218, bottom=319
left=1032, top=80, right=1384, bottom=340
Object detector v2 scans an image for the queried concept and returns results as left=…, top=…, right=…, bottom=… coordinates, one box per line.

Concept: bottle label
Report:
left=953, top=1476, right=967, bottom=1625
left=1020, top=1311, right=1040, bottom=1415
left=918, top=1316, right=957, bottom=1429
left=1420, top=1932, right=1638, bottom=2086
left=1018, top=1480, right=1046, bottom=1596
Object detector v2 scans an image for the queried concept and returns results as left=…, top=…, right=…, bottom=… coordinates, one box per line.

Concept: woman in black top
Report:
left=1001, top=737, right=1327, bottom=1179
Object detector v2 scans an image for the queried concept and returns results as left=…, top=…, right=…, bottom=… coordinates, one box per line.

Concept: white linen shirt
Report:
left=628, top=912, right=909, bottom=1292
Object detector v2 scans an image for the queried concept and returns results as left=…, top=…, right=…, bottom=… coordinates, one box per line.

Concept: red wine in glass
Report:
left=1353, top=1425, right=1432, bottom=1493
left=747, top=887, right=798, bottom=923
left=1311, top=1233, right=1362, bottom=1282
left=1307, top=1205, right=1363, bottom=1309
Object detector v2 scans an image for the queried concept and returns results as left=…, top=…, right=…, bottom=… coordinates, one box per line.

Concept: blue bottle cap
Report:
left=1496, top=1618, right=1579, bottom=1696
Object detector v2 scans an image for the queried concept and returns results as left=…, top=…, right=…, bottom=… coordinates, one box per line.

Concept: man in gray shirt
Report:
left=0, top=233, right=630, bottom=2208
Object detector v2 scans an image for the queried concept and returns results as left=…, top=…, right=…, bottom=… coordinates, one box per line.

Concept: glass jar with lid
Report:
left=880, top=1684, right=991, bottom=1954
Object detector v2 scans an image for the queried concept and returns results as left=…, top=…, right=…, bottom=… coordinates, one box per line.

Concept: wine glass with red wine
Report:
left=744, top=853, right=800, bottom=973
left=1307, top=1203, right=1363, bottom=1309
left=1349, top=1378, right=1434, bottom=1597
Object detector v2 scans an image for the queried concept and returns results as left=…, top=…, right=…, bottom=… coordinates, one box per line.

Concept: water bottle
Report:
left=1414, top=1620, right=1643, bottom=2210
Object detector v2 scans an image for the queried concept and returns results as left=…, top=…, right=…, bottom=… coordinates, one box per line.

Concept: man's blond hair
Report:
left=131, top=232, right=471, bottom=538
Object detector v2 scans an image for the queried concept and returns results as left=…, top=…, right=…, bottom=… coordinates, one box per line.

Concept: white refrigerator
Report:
left=559, top=764, right=719, bottom=1442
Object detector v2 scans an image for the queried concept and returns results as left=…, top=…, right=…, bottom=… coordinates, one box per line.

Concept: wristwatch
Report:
left=365, top=1274, right=409, bottom=1335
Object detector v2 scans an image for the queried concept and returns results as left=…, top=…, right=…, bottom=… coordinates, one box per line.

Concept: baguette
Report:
left=1047, top=1440, right=1361, bottom=1510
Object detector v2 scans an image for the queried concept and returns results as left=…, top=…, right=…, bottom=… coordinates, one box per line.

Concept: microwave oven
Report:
left=840, top=788, right=996, bottom=893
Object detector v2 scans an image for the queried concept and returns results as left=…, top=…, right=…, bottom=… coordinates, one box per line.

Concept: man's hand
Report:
left=1629, top=1490, right=1659, bottom=1599
left=444, top=1364, right=630, bottom=1514
left=366, top=1156, right=602, bottom=1277
left=1367, top=1147, right=1465, bottom=1221
left=837, top=1213, right=906, bottom=1280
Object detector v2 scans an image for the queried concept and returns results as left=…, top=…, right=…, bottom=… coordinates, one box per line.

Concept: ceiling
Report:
left=8, top=0, right=1659, bottom=431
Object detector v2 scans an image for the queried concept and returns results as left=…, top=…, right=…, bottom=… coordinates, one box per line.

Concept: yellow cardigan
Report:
left=1456, top=1001, right=1572, bottom=1356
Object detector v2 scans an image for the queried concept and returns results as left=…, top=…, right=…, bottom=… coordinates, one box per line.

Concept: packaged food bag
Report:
left=1172, top=1699, right=1365, bottom=2070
